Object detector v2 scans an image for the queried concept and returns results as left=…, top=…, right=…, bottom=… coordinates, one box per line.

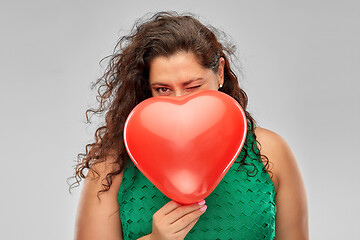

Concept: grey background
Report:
left=1, top=0, right=359, bottom=239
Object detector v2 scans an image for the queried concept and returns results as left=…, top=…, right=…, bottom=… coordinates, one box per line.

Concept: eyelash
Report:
left=187, top=85, right=201, bottom=90
left=154, top=85, right=201, bottom=93
left=155, top=87, right=170, bottom=93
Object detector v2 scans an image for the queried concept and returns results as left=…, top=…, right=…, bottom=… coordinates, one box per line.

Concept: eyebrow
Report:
left=150, top=78, right=203, bottom=86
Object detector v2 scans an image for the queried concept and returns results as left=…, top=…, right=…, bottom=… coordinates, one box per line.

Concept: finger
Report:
left=167, top=200, right=206, bottom=224
left=156, top=200, right=183, bottom=215
left=174, top=216, right=200, bottom=236
left=170, top=205, right=207, bottom=232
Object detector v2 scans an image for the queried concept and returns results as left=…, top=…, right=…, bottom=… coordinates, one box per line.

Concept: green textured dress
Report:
left=118, top=127, right=276, bottom=239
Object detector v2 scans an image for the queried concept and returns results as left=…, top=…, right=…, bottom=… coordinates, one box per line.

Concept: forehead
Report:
left=149, top=51, right=208, bottom=83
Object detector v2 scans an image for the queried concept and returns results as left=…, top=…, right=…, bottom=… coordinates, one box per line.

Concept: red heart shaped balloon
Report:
left=124, top=90, right=247, bottom=204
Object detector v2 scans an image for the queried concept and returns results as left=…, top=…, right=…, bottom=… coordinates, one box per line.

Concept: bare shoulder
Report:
left=254, top=127, right=308, bottom=238
left=254, top=126, right=296, bottom=164
left=75, top=152, right=125, bottom=240
left=253, top=127, right=290, bottom=153
left=85, top=152, right=124, bottom=193
left=253, top=127, right=298, bottom=193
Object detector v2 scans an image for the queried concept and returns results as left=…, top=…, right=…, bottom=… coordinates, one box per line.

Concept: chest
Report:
left=118, top=160, right=276, bottom=239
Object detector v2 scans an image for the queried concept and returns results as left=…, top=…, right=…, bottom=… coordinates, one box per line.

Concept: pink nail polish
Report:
left=200, top=205, right=207, bottom=212
left=198, top=200, right=206, bottom=206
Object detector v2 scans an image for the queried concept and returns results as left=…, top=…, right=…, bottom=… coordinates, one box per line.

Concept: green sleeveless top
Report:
left=118, top=128, right=276, bottom=239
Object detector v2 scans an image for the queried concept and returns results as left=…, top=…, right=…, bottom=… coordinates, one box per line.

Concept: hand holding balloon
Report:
left=148, top=200, right=207, bottom=240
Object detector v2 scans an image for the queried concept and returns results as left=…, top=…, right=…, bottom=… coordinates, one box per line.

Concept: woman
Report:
left=70, top=11, right=308, bottom=239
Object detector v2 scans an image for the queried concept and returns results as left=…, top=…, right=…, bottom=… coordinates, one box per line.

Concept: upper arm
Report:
left=255, top=127, right=309, bottom=239
left=74, top=156, right=124, bottom=240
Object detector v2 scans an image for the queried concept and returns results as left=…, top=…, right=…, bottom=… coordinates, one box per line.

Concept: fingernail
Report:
left=197, top=200, right=206, bottom=206
left=200, top=205, right=207, bottom=212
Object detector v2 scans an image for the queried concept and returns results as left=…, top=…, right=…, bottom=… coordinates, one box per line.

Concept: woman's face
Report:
left=149, top=51, right=224, bottom=97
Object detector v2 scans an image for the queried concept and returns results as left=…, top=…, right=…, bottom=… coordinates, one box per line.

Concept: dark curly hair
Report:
left=68, top=11, right=270, bottom=197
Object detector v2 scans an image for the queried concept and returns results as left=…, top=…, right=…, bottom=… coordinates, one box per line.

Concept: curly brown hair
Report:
left=68, top=11, right=270, bottom=198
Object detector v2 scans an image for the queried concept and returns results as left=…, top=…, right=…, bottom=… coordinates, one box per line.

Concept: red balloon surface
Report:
left=124, top=90, right=247, bottom=204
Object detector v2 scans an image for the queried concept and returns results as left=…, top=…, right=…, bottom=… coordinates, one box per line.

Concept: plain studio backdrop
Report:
left=1, top=0, right=359, bottom=239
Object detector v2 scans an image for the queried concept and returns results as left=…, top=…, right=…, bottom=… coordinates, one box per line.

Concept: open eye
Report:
left=155, top=87, right=170, bottom=94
